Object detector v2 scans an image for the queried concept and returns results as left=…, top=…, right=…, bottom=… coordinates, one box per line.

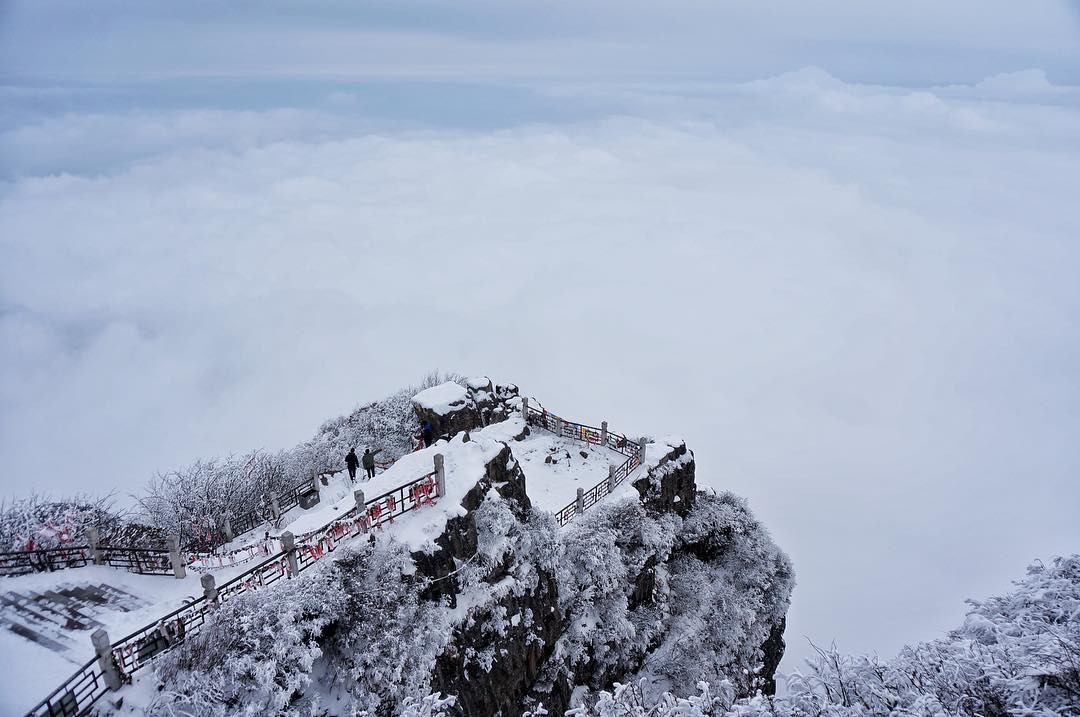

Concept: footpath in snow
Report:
left=3, top=402, right=664, bottom=715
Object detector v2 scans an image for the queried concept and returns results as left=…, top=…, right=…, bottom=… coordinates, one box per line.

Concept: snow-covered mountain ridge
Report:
left=129, top=378, right=793, bottom=715
left=5, top=376, right=794, bottom=716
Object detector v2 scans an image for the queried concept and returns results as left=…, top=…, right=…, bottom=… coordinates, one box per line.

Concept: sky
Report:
left=2, top=0, right=1080, bottom=682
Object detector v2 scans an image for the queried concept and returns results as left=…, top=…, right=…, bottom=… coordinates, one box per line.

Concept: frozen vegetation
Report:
left=2, top=372, right=460, bottom=552
left=131, top=485, right=794, bottom=716
left=573, top=555, right=1080, bottom=717
left=0, top=493, right=160, bottom=551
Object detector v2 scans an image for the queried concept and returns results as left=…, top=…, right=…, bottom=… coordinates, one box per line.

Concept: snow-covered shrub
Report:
left=136, top=372, right=461, bottom=547
left=471, top=485, right=559, bottom=581
left=574, top=555, right=1080, bottom=717
left=300, top=371, right=463, bottom=476
left=136, top=448, right=301, bottom=549
left=0, top=492, right=157, bottom=550
left=151, top=541, right=452, bottom=716
left=555, top=497, right=679, bottom=683
left=321, top=542, right=449, bottom=713
left=153, top=554, right=350, bottom=716
left=647, top=492, right=794, bottom=697
left=549, top=490, right=793, bottom=704
left=397, top=693, right=458, bottom=717
left=569, top=680, right=739, bottom=717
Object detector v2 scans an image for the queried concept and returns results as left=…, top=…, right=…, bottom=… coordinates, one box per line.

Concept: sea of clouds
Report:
left=2, top=67, right=1079, bottom=676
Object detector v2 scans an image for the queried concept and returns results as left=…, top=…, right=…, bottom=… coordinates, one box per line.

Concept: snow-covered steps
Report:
left=0, top=583, right=145, bottom=654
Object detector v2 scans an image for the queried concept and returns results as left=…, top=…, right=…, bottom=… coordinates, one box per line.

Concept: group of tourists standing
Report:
left=344, top=419, right=437, bottom=481
left=345, top=447, right=380, bottom=482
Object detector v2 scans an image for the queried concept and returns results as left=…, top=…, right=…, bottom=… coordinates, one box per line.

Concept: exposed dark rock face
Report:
left=412, top=387, right=482, bottom=440
left=431, top=571, right=564, bottom=717
left=629, top=554, right=658, bottom=610
left=759, top=617, right=787, bottom=696
left=633, top=440, right=696, bottom=516
left=469, top=378, right=521, bottom=427
left=415, top=441, right=566, bottom=716
left=412, top=442, right=530, bottom=606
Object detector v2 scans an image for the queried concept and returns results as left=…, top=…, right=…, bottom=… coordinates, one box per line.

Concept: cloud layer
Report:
left=2, top=1, right=1079, bottom=85
left=2, top=70, right=1079, bottom=678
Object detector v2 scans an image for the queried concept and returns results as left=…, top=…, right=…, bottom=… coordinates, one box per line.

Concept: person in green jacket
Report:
left=361, top=447, right=382, bottom=480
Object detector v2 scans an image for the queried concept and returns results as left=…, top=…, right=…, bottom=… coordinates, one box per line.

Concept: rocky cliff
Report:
left=137, top=379, right=793, bottom=717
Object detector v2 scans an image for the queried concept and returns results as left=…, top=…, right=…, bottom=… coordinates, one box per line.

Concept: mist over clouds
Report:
left=1, top=0, right=1079, bottom=680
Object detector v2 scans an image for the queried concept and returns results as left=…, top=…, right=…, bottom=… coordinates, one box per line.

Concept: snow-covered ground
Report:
left=0, top=412, right=652, bottom=714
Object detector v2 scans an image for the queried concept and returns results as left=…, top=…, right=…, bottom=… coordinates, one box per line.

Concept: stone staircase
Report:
left=0, top=583, right=145, bottom=654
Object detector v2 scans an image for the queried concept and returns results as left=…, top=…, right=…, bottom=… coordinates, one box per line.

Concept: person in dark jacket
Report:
left=361, top=447, right=382, bottom=480
left=421, top=420, right=434, bottom=447
left=345, top=448, right=360, bottom=482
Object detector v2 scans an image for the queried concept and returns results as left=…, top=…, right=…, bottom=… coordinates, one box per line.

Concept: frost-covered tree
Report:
left=547, top=491, right=793, bottom=702
left=150, top=541, right=451, bottom=716
left=573, top=555, right=1080, bottom=717
left=0, top=492, right=159, bottom=550
left=134, top=372, right=461, bottom=548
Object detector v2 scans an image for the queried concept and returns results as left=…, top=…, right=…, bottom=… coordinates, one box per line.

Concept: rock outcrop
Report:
left=411, top=378, right=522, bottom=440
left=419, top=429, right=792, bottom=716
left=633, top=439, right=696, bottom=516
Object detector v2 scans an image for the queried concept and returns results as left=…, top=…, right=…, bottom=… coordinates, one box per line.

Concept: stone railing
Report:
left=521, top=399, right=646, bottom=527
left=1, top=472, right=329, bottom=581
left=0, top=539, right=183, bottom=579
left=26, top=459, right=446, bottom=717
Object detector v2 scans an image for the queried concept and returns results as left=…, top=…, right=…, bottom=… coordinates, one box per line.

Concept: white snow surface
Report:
left=492, top=414, right=647, bottom=513
left=411, top=381, right=468, bottom=413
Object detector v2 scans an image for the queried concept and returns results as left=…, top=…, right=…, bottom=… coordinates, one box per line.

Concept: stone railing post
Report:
left=576, top=487, right=585, bottom=515
left=638, top=437, right=647, bottom=464
left=201, top=573, right=218, bottom=604
left=521, top=396, right=529, bottom=418
left=600, top=421, right=608, bottom=447
left=91, top=628, right=123, bottom=691
left=218, top=514, right=234, bottom=542
left=434, top=454, right=446, bottom=498
left=84, top=526, right=104, bottom=565
left=555, top=416, right=564, bottom=436
left=166, top=535, right=186, bottom=579
left=354, top=489, right=370, bottom=532
left=310, top=473, right=321, bottom=497
left=607, top=464, right=617, bottom=493
left=280, top=531, right=299, bottom=577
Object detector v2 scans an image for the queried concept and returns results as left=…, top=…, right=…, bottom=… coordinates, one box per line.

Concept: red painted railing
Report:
left=25, top=469, right=441, bottom=717
left=524, top=404, right=643, bottom=527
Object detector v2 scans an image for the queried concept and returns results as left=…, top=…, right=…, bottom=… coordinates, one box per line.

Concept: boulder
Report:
left=412, top=379, right=524, bottom=439
left=412, top=381, right=482, bottom=439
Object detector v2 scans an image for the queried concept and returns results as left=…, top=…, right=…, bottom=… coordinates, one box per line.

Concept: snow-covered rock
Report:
left=18, top=375, right=792, bottom=717
left=411, top=377, right=522, bottom=441
left=413, top=381, right=470, bottom=414
left=412, top=381, right=480, bottom=440
left=634, top=437, right=696, bottom=516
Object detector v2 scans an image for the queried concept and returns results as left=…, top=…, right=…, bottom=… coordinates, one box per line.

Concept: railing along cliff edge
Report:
left=26, top=467, right=442, bottom=717
left=522, top=401, right=647, bottom=527
left=28, top=398, right=647, bottom=716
